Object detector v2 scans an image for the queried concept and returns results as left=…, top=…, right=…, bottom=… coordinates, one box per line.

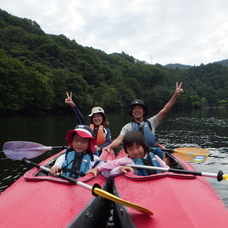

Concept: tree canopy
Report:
left=0, top=9, right=228, bottom=113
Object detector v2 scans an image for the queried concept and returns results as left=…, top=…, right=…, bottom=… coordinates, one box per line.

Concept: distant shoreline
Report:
left=203, top=105, right=228, bottom=109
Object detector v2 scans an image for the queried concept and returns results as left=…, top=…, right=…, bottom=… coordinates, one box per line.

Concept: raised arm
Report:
left=157, top=82, right=184, bottom=122
left=65, top=92, right=88, bottom=125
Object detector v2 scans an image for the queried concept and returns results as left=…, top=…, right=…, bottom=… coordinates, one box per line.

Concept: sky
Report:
left=1, top=0, right=228, bottom=66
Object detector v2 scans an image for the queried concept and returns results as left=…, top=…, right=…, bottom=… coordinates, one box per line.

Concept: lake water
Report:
left=1, top=108, right=228, bottom=209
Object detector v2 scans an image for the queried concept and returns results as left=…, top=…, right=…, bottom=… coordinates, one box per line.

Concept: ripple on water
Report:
left=2, top=175, right=13, bottom=181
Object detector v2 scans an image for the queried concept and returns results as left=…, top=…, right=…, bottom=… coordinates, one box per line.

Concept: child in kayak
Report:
left=65, top=92, right=112, bottom=155
left=50, top=125, right=103, bottom=179
left=87, top=131, right=169, bottom=177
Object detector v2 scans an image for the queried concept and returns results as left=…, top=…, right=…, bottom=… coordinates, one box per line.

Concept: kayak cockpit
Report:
left=23, top=150, right=95, bottom=183
left=122, top=152, right=196, bottom=180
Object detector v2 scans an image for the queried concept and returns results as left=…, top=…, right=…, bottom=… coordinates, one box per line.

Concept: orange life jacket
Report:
left=89, top=124, right=106, bottom=146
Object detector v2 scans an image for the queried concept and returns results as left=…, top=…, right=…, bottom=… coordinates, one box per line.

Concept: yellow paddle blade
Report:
left=173, top=147, right=209, bottom=163
left=222, top=174, right=228, bottom=181
left=93, top=187, right=153, bottom=216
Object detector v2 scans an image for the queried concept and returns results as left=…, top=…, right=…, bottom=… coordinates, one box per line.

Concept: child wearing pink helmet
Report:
left=50, top=125, right=102, bottom=179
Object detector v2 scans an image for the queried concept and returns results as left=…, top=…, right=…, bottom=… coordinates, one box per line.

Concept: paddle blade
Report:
left=3, top=141, right=51, bottom=160
left=93, top=187, right=153, bottom=215
left=173, top=147, right=209, bottom=163
left=222, top=174, right=228, bottom=181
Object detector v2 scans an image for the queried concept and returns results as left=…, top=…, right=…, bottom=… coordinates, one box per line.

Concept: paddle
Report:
left=158, top=147, right=209, bottom=163
left=21, top=158, right=152, bottom=215
left=2, top=141, right=153, bottom=215
left=3, top=141, right=209, bottom=163
left=3, top=141, right=67, bottom=160
left=127, top=164, right=227, bottom=182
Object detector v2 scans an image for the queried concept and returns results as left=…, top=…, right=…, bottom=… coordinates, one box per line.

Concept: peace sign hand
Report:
left=65, top=92, right=75, bottom=107
left=174, top=82, right=184, bottom=97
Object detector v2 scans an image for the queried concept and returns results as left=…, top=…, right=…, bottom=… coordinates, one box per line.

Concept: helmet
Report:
left=66, top=125, right=96, bottom=153
left=128, top=99, right=149, bottom=117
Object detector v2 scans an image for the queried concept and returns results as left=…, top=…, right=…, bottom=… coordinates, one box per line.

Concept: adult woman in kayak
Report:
left=65, top=92, right=112, bottom=155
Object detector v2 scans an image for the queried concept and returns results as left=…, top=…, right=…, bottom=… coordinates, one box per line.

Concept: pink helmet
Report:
left=66, top=125, right=96, bottom=154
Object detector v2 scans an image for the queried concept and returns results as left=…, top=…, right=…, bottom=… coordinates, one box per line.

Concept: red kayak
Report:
left=113, top=149, right=228, bottom=228
left=0, top=149, right=115, bottom=228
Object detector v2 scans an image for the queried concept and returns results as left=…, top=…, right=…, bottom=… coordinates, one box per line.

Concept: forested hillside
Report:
left=0, top=9, right=228, bottom=112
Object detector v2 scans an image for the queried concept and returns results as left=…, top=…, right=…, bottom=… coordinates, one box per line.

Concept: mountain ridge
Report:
left=164, top=59, right=228, bottom=69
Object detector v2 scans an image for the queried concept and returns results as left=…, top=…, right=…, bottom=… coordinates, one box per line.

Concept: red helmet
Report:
left=66, top=125, right=96, bottom=154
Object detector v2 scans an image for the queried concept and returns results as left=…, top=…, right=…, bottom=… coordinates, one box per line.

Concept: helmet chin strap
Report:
left=134, top=117, right=144, bottom=122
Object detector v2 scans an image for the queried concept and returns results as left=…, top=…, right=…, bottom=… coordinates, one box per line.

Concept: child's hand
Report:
left=119, top=166, right=134, bottom=174
left=87, top=167, right=99, bottom=176
left=50, top=166, right=61, bottom=176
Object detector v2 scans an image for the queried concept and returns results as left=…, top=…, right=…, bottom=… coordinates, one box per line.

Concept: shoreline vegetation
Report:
left=1, top=9, right=228, bottom=113
left=204, top=104, right=228, bottom=108
left=0, top=105, right=227, bottom=117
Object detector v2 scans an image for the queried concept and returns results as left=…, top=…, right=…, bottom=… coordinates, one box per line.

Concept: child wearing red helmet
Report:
left=50, top=125, right=102, bottom=179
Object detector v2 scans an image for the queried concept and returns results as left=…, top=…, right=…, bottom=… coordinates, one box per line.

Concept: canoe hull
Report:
left=113, top=151, right=228, bottom=228
left=0, top=150, right=115, bottom=228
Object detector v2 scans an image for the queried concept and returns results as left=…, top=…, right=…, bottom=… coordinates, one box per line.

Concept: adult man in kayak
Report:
left=103, top=82, right=184, bottom=157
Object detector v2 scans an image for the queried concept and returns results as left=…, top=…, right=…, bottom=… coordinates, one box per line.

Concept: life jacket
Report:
left=90, top=124, right=106, bottom=146
left=151, top=148, right=164, bottom=160
left=62, top=149, right=93, bottom=179
left=131, top=120, right=156, bottom=146
left=132, top=151, right=162, bottom=176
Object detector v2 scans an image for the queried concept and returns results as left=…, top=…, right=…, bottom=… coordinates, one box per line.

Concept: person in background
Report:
left=87, top=131, right=169, bottom=177
left=65, top=92, right=112, bottom=155
left=50, top=125, right=102, bottom=179
left=102, top=82, right=184, bottom=159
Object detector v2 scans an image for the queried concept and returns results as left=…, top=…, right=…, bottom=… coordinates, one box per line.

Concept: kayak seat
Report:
left=165, top=152, right=185, bottom=170
left=35, top=165, right=52, bottom=176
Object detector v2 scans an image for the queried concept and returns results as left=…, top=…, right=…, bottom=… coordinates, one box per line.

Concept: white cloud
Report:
left=1, top=0, right=228, bottom=65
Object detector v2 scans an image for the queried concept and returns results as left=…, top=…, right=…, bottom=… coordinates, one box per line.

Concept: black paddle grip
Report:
left=21, top=158, right=40, bottom=169
left=217, top=170, right=224, bottom=182
left=92, top=183, right=102, bottom=197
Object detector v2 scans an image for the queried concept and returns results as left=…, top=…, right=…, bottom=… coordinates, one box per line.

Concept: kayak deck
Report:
left=113, top=151, right=228, bottom=228
left=0, top=150, right=115, bottom=228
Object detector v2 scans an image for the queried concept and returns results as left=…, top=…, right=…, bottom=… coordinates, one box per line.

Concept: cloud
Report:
left=1, top=0, right=228, bottom=65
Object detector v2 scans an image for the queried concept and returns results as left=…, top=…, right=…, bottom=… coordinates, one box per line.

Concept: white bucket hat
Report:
left=88, top=107, right=109, bottom=124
